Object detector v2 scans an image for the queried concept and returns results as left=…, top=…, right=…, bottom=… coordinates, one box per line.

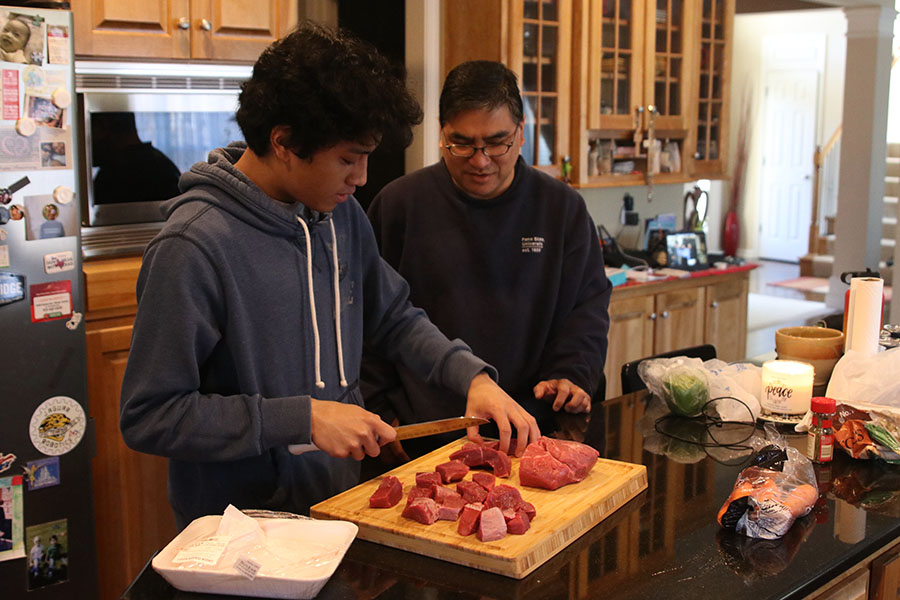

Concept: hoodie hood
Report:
left=168, top=142, right=329, bottom=237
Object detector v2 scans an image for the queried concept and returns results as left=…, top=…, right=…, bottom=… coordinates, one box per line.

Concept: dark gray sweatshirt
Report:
left=120, top=143, right=491, bottom=527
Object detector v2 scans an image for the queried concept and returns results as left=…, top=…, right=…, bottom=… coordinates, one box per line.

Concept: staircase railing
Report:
left=809, top=125, right=842, bottom=254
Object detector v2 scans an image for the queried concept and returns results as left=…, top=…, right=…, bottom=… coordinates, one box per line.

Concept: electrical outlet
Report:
left=624, top=211, right=639, bottom=226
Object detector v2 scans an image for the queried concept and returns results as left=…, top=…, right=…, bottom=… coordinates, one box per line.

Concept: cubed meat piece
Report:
left=485, top=440, right=517, bottom=456
left=436, top=460, right=469, bottom=483
left=519, top=443, right=578, bottom=491
left=484, top=484, right=525, bottom=512
left=401, top=497, right=439, bottom=525
left=477, top=506, right=508, bottom=542
left=406, top=486, right=433, bottom=504
left=506, top=509, right=531, bottom=535
left=480, top=446, right=512, bottom=478
left=457, top=502, right=483, bottom=536
left=540, top=437, right=599, bottom=481
left=415, top=472, right=443, bottom=488
left=449, top=442, right=484, bottom=467
left=457, top=480, right=488, bottom=503
left=438, top=495, right=466, bottom=521
left=368, top=476, right=403, bottom=508
left=521, top=501, right=537, bottom=521
left=433, top=485, right=463, bottom=505
left=472, top=472, right=495, bottom=491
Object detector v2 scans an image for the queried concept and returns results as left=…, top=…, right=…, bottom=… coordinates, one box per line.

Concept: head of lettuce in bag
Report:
left=638, top=357, right=711, bottom=417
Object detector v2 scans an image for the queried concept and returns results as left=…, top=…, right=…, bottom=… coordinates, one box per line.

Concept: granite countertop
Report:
left=123, top=390, right=900, bottom=600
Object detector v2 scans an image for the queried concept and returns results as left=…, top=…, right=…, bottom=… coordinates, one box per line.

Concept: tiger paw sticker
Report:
left=29, top=396, right=85, bottom=456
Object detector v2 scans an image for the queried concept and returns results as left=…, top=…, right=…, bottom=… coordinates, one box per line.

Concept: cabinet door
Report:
left=644, top=0, right=695, bottom=132
left=72, top=0, right=191, bottom=59
left=190, top=0, right=293, bottom=61
left=704, top=277, right=747, bottom=363
left=604, top=295, right=655, bottom=398
left=653, top=286, right=704, bottom=354
left=86, top=325, right=176, bottom=600
left=514, top=0, right=571, bottom=174
left=689, top=0, right=734, bottom=177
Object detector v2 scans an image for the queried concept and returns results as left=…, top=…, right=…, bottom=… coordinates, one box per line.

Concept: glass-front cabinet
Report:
left=689, top=0, right=733, bottom=178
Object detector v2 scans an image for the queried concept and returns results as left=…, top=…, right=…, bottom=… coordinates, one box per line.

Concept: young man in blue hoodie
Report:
left=119, top=24, right=540, bottom=529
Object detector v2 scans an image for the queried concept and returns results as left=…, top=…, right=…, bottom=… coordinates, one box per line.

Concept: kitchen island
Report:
left=122, top=389, right=900, bottom=600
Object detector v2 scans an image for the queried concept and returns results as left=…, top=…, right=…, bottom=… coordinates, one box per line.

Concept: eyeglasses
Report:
left=441, top=125, right=519, bottom=158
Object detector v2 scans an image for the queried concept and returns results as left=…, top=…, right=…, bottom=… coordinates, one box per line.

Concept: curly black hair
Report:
left=236, top=22, right=422, bottom=159
left=439, top=61, right=524, bottom=126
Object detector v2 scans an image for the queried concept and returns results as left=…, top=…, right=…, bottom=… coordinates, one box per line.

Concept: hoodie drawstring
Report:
left=296, top=216, right=348, bottom=389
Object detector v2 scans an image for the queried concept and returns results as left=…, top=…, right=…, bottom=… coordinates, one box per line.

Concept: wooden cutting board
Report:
left=311, top=438, right=647, bottom=579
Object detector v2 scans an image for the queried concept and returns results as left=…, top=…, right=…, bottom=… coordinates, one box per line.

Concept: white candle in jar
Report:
left=761, top=359, right=814, bottom=415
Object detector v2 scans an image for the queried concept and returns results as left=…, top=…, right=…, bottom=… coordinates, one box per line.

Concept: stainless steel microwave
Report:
left=76, top=61, right=251, bottom=237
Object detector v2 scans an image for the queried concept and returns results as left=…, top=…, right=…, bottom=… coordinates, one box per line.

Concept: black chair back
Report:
left=620, top=344, right=717, bottom=395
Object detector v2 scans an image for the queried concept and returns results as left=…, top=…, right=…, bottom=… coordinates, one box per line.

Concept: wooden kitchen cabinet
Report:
left=84, top=257, right=176, bottom=600
left=71, top=0, right=297, bottom=62
left=603, top=269, right=749, bottom=398
left=443, top=0, right=571, bottom=176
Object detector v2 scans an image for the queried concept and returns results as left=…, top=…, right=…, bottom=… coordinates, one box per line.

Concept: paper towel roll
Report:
left=845, top=277, right=883, bottom=356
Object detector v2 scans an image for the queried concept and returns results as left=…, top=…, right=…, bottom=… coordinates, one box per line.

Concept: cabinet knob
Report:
left=199, top=18, right=212, bottom=31
left=661, top=311, right=670, bottom=319
left=710, top=301, right=719, bottom=308
left=649, top=312, right=657, bottom=321
left=176, top=17, right=190, bottom=30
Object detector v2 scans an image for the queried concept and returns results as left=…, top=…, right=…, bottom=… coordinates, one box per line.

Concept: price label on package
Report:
left=172, top=535, right=230, bottom=566
left=233, top=557, right=262, bottom=580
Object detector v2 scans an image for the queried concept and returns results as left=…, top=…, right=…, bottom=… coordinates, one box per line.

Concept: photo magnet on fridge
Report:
left=23, top=456, right=59, bottom=490
left=0, top=271, right=24, bottom=305
left=25, top=518, right=67, bottom=590
left=0, top=475, right=24, bottom=561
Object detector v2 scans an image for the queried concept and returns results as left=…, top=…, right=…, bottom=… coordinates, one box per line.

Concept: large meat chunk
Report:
left=449, top=443, right=484, bottom=467
left=519, top=437, right=599, bottom=491
left=401, top=497, right=439, bottom=525
left=480, top=446, right=512, bottom=478
left=435, top=460, right=469, bottom=483
left=477, top=506, right=508, bottom=542
left=368, top=476, right=403, bottom=508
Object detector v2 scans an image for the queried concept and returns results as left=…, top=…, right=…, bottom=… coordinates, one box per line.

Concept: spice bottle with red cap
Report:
left=807, top=397, right=836, bottom=463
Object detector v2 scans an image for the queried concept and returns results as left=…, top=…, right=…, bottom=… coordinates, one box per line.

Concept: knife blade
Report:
left=287, top=416, right=489, bottom=454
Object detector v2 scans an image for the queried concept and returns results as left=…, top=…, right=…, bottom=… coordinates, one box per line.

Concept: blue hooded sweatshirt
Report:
left=120, top=143, right=492, bottom=528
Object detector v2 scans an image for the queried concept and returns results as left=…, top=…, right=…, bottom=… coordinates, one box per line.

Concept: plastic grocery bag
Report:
left=638, top=357, right=761, bottom=421
left=826, top=347, right=900, bottom=406
left=717, top=425, right=818, bottom=540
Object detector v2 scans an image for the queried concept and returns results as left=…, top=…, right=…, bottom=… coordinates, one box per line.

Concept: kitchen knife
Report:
left=287, top=416, right=489, bottom=455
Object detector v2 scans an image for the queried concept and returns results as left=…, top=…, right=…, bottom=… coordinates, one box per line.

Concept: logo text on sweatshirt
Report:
left=521, top=236, right=544, bottom=254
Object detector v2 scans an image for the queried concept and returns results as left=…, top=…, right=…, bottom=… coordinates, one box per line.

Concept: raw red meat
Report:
left=435, top=460, right=469, bottom=483
left=506, top=509, right=531, bottom=535
left=521, top=501, right=536, bottom=521
left=472, top=472, right=495, bottom=491
left=541, top=437, right=599, bottom=480
left=368, top=476, right=403, bottom=508
left=406, top=486, right=433, bottom=504
left=432, top=485, right=462, bottom=505
left=415, top=472, right=443, bottom=488
left=457, top=502, right=483, bottom=536
left=437, top=494, right=467, bottom=521
left=481, top=446, right=512, bottom=478
left=477, top=506, right=507, bottom=542
left=449, top=442, right=484, bottom=466
left=484, top=484, right=525, bottom=512
left=457, top=480, right=488, bottom=503
left=519, top=437, right=598, bottom=490
left=401, top=497, right=439, bottom=525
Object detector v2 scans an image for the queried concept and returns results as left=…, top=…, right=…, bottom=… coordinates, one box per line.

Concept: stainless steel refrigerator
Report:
left=0, top=4, right=98, bottom=598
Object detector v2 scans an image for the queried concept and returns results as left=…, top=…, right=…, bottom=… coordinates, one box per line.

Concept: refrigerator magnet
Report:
left=0, top=475, right=25, bottom=562
left=0, top=243, right=8, bottom=268
left=42, top=250, right=73, bottom=274
left=2, top=68, right=18, bottom=120
left=29, top=279, right=71, bottom=322
left=25, top=519, right=68, bottom=590
left=50, top=87, right=69, bottom=109
left=22, top=457, right=60, bottom=491
left=29, top=396, right=85, bottom=456
left=0, top=271, right=25, bottom=305
left=0, top=452, right=15, bottom=474
left=14, top=116, right=35, bottom=136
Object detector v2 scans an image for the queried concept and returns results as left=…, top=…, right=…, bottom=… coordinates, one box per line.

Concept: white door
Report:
left=758, top=69, right=818, bottom=262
